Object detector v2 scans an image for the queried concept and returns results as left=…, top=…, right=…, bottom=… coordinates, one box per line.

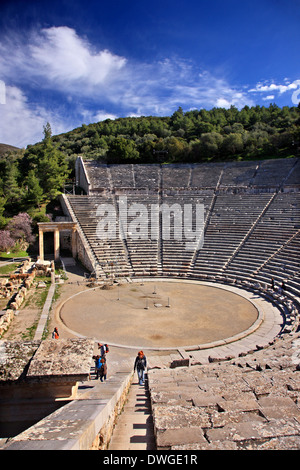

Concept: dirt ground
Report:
left=1, top=261, right=258, bottom=352
left=58, top=279, right=258, bottom=349
left=0, top=261, right=87, bottom=342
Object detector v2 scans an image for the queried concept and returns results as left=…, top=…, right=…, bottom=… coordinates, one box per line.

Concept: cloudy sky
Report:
left=0, top=0, right=299, bottom=148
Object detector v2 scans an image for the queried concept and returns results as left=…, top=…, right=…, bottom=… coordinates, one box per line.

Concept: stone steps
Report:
left=108, top=376, right=155, bottom=450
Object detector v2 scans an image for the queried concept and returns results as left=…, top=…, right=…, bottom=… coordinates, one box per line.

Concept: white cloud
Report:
left=216, top=98, right=231, bottom=108
left=0, top=86, right=70, bottom=147
left=29, top=27, right=126, bottom=89
left=111, top=61, right=254, bottom=113
left=0, top=26, right=127, bottom=94
left=262, top=95, right=275, bottom=101
left=0, top=26, right=258, bottom=146
left=249, top=79, right=300, bottom=95
left=0, top=26, right=254, bottom=111
left=81, top=109, right=118, bottom=123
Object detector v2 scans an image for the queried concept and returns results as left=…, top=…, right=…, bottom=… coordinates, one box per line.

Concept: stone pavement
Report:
left=34, top=283, right=56, bottom=341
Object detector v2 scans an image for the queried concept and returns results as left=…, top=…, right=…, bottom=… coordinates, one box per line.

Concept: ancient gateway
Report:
left=38, top=221, right=77, bottom=262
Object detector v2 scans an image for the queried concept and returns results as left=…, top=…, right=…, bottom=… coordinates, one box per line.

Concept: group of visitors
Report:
left=271, top=278, right=286, bottom=292
left=93, top=343, right=109, bottom=382
left=93, top=347, right=147, bottom=386
left=52, top=328, right=147, bottom=386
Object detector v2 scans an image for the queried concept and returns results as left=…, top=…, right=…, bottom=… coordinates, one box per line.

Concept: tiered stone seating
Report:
left=148, top=331, right=300, bottom=450
left=109, top=164, right=135, bottom=189
left=219, top=160, right=258, bottom=188
left=190, top=162, right=224, bottom=188
left=124, top=194, right=160, bottom=276
left=161, top=192, right=213, bottom=276
left=192, top=193, right=273, bottom=277
left=285, top=158, right=300, bottom=187
left=133, top=164, right=160, bottom=190
left=83, top=161, right=110, bottom=192
left=256, top=233, right=300, bottom=296
left=224, top=192, right=300, bottom=283
left=161, top=164, right=191, bottom=189
left=67, top=195, right=132, bottom=278
left=251, top=158, right=297, bottom=188
left=67, top=159, right=300, bottom=289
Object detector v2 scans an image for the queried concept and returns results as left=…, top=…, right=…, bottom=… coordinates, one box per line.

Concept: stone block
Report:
left=172, top=440, right=238, bottom=450
left=207, top=417, right=300, bottom=444
left=170, top=358, right=190, bottom=368
left=221, top=398, right=260, bottom=413
left=27, top=338, right=94, bottom=380
left=258, top=395, right=300, bottom=420
left=156, top=427, right=207, bottom=449
left=209, top=409, right=266, bottom=429
left=150, top=390, right=182, bottom=404
left=206, top=421, right=263, bottom=443
left=242, top=435, right=300, bottom=450
left=153, top=405, right=211, bottom=431
left=192, top=392, right=225, bottom=409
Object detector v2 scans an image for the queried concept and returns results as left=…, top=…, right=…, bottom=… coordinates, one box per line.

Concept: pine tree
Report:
left=38, top=138, right=70, bottom=199
left=25, top=170, right=43, bottom=207
left=3, top=162, right=23, bottom=204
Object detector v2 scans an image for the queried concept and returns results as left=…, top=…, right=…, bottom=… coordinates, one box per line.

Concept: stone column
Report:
left=39, top=229, right=44, bottom=262
left=54, top=229, right=60, bottom=261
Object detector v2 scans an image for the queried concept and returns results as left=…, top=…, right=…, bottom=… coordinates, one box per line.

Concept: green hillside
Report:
left=0, top=143, right=20, bottom=158
left=50, top=104, right=300, bottom=165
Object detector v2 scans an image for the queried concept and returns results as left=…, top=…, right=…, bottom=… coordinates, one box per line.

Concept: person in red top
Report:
left=52, top=327, right=59, bottom=339
left=134, top=351, right=147, bottom=385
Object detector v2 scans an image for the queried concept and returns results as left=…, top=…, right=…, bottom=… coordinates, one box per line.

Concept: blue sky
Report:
left=0, top=0, right=299, bottom=148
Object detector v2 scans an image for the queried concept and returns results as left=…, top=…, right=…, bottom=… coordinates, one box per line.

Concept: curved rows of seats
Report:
left=82, top=157, right=299, bottom=192
left=68, top=158, right=300, bottom=297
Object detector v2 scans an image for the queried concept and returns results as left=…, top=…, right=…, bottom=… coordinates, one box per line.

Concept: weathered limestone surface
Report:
left=27, top=338, right=94, bottom=380
left=0, top=338, right=94, bottom=384
left=149, top=332, right=300, bottom=450
left=0, top=340, right=40, bottom=382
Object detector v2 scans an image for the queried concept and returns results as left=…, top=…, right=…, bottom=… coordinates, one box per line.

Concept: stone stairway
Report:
left=108, top=374, right=156, bottom=450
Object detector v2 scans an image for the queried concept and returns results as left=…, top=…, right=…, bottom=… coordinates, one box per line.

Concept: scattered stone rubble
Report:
left=148, top=332, right=300, bottom=450
left=0, top=259, right=55, bottom=338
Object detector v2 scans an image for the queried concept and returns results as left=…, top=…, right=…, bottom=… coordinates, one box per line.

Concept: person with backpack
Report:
left=134, top=350, right=147, bottom=386
left=98, top=343, right=110, bottom=357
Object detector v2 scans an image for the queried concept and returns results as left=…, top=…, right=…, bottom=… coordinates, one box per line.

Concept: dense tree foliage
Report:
left=50, top=104, right=299, bottom=164
left=0, top=123, right=70, bottom=252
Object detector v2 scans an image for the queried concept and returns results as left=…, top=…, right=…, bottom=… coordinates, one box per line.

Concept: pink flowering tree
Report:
left=7, top=212, right=35, bottom=249
left=0, top=230, right=15, bottom=252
